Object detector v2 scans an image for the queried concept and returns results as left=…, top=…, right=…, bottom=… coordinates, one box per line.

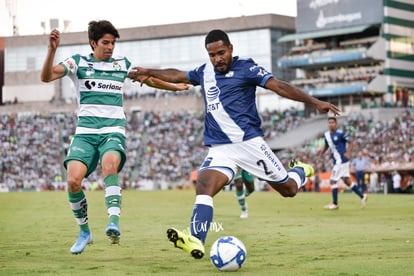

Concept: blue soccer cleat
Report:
left=105, top=222, right=121, bottom=244
left=70, top=230, right=93, bottom=254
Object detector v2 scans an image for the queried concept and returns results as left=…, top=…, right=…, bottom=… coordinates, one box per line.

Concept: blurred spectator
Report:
left=369, top=170, right=379, bottom=193
left=392, top=170, right=402, bottom=193
left=351, top=151, right=371, bottom=195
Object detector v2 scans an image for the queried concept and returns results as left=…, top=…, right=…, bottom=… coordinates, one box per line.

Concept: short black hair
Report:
left=205, top=29, right=231, bottom=47
left=328, top=116, right=337, bottom=122
left=88, top=20, right=120, bottom=50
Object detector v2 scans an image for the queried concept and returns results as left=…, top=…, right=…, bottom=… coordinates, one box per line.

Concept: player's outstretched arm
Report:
left=128, top=67, right=189, bottom=84
left=265, top=78, right=341, bottom=116
left=142, top=76, right=190, bottom=92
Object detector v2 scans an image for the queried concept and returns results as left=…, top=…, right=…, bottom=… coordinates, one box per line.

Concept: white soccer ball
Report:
left=209, top=236, right=247, bottom=271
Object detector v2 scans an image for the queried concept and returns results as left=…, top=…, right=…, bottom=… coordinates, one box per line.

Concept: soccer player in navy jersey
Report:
left=129, top=29, right=340, bottom=259
left=319, top=117, right=367, bottom=210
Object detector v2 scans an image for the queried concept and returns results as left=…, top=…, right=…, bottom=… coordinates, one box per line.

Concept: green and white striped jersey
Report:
left=61, top=53, right=131, bottom=136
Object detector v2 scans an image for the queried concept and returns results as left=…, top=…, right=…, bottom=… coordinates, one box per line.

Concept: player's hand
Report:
left=48, top=29, right=61, bottom=50
left=174, top=83, right=190, bottom=91
left=317, top=148, right=323, bottom=158
left=128, top=66, right=149, bottom=81
left=315, top=100, right=341, bottom=116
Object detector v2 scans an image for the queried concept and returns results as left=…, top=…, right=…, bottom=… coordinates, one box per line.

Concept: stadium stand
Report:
left=1, top=106, right=413, bottom=193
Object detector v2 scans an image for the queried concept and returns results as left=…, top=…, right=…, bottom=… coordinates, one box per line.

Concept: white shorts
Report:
left=330, top=162, right=351, bottom=182
left=199, top=137, right=288, bottom=185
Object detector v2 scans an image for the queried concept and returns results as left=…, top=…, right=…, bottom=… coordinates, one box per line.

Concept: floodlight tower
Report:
left=5, top=0, right=19, bottom=36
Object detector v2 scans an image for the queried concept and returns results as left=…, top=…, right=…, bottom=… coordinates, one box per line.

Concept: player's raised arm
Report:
left=40, top=29, right=66, bottom=82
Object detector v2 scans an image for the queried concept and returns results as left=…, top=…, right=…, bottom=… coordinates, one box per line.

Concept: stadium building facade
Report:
left=277, top=0, right=414, bottom=115
left=1, top=14, right=297, bottom=112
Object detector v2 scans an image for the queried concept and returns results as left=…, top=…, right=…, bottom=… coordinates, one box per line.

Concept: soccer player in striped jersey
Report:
left=129, top=29, right=340, bottom=259
left=234, top=168, right=255, bottom=219
left=41, top=20, right=188, bottom=254
left=319, top=117, right=367, bottom=210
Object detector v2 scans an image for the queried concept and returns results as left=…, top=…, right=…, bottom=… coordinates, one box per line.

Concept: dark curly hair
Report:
left=205, top=29, right=231, bottom=48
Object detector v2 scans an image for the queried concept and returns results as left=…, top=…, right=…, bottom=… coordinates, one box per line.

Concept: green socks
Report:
left=104, top=174, right=122, bottom=225
left=68, top=190, right=90, bottom=232
left=68, top=174, right=121, bottom=232
left=236, top=190, right=247, bottom=211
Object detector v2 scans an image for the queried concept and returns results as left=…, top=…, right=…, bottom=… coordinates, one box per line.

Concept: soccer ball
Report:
left=210, top=236, right=247, bottom=271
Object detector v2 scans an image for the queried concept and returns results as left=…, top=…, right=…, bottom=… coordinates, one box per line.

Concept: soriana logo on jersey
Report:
left=83, top=80, right=122, bottom=92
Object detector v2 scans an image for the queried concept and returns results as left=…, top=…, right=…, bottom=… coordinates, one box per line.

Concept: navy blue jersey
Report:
left=324, top=129, right=351, bottom=165
left=186, top=56, right=273, bottom=146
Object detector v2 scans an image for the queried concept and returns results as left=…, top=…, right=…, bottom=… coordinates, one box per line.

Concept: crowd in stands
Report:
left=0, top=113, right=68, bottom=191
left=1, top=107, right=413, bottom=192
left=0, top=108, right=303, bottom=191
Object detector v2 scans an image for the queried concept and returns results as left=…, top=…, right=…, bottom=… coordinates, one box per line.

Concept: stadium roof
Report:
left=278, top=25, right=372, bottom=43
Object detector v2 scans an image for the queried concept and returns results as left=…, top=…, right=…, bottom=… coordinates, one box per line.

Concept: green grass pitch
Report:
left=0, top=190, right=413, bottom=275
